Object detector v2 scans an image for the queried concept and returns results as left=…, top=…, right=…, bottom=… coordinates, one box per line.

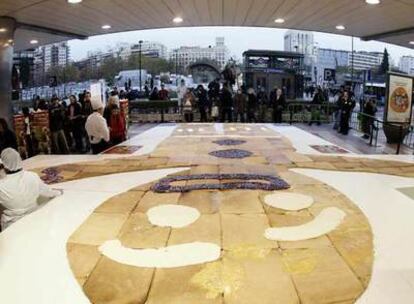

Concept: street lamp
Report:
left=175, top=50, right=178, bottom=86
left=138, top=40, right=143, bottom=92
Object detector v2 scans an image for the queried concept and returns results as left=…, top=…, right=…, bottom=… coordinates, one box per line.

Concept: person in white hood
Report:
left=85, top=97, right=110, bottom=154
left=0, top=148, right=63, bottom=231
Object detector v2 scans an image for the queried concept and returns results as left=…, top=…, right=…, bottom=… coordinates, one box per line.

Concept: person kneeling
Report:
left=0, top=148, right=63, bottom=230
left=85, top=98, right=110, bottom=154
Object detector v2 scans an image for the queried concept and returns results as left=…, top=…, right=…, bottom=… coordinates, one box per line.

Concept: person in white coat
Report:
left=177, top=79, right=187, bottom=112
left=85, top=97, right=110, bottom=154
left=0, top=148, right=63, bottom=230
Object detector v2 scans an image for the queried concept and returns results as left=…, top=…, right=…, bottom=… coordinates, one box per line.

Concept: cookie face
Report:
left=66, top=169, right=373, bottom=304
left=63, top=124, right=374, bottom=303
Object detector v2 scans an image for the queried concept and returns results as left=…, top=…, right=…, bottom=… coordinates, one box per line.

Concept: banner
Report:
left=90, top=82, right=102, bottom=100
left=386, top=74, right=413, bottom=123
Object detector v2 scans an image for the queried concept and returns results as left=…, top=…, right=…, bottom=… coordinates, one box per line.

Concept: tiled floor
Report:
left=1, top=123, right=414, bottom=304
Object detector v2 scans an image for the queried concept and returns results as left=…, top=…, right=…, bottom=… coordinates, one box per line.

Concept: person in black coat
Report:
left=0, top=118, right=17, bottom=153
left=270, top=87, right=286, bottom=123
left=339, top=91, right=355, bottom=135
left=247, top=88, right=258, bottom=123
left=196, top=85, right=209, bottom=122
left=67, top=95, right=84, bottom=152
left=361, top=98, right=377, bottom=139
left=309, top=87, right=325, bottom=126
left=49, top=97, right=70, bottom=154
left=149, top=87, right=160, bottom=100
left=219, top=85, right=233, bottom=122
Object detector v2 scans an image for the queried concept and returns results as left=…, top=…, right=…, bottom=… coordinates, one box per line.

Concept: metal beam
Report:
left=361, top=26, right=414, bottom=41
left=16, top=22, right=88, bottom=40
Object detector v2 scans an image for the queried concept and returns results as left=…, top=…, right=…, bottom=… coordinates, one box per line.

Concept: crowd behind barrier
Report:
left=0, top=90, right=129, bottom=158
left=2, top=80, right=412, bottom=157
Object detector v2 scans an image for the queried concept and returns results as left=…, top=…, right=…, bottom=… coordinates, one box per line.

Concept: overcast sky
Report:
left=68, top=26, right=414, bottom=65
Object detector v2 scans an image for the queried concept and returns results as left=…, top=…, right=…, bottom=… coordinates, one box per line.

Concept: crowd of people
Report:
left=0, top=80, right=379, bottom=159
left=175, top=79, right=288, bottom=123
left=0, top=89, right=127, bottom=157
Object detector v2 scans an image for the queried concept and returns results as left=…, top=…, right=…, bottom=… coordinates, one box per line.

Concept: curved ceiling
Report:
left=1, top=0, right=414, bottom=51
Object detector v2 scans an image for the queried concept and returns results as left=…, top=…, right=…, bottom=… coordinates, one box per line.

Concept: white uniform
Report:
left=0, top=171, right=61, bottom=230
left=177, top=85, right=187, bottom=107
left=85, top=112, right=110, bottom=144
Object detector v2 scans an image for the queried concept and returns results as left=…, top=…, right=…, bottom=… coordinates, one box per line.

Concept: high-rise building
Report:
left=399, top=56, right=414, bottom=75
left=284, top=30, right=318, bottom=81
left=13, top=49, right=36, bottom=88
left=316, top=48, right=350, bottom=82
left=120, top=41, right=168, bottom=60
left=33, top=42, right=70, bottom=84
left=284, top=30, right=316, bottom=55
left=169, top=37, right=230, bottom=70
left=348, top=51, right=383, bottom=70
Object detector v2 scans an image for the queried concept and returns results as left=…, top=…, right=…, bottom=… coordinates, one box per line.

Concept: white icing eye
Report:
left=264, top=192, right=314, bottom=211
left=147, top=205, right=200, bottom=228
left=265, top=207, right=346, bottom=241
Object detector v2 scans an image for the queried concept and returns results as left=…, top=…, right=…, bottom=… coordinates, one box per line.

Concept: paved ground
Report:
left=46, top=124, right=378, bottom=303
left=128, top=122, right=413, bottom=155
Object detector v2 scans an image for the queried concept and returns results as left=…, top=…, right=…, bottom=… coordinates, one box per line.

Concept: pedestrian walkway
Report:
left=296, top=123, right=413, bottom=155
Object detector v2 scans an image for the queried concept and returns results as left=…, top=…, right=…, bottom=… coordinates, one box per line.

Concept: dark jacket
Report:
left=220, top=89, right=233, bottom=109
left=149, top=90, right=160, bottom=100
left=49, top=103, right=66, bottom=132
left=0, top=129, right=17, bottom=152
left=257, top=91, right=268, bottom=105
left=340, top=97, right=355, bottom=113
left=68, top=102, right=83, bottom=121
left=83, top=100, right=93, bottom=117
left=270, top=91, right=286, bottom=110
left=363, top=101, right=377, bottom=116
left=312, top=92, right=325, bottom=105
left=234, top=93, right=247, bottom=112
left=197, top=89, right=209, bottom=108
left=247, top=94, right=257, bottom=110
left=208, top=81, right=220, bottom=99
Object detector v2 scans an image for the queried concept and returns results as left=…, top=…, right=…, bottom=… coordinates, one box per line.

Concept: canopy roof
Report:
left=1, top=0, right=414, bottom=51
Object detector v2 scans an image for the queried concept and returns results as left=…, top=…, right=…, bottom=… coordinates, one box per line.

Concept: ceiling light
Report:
left=336, top=25, right=345, bottom=31
left=67, top=0, right=82, bottom=3
left=0, top=28, right=7, bottom=33
left=7, top=39, right=13, bottom=43
left=30, top=39, right=38, bottom=44
left=274, top=18, right=285, bottom=24
left=366, top=0, right=380, bottom=4
left=3, top=43, right=10, bottom=47
left=173, top=17, right=183, bottom=24
left=101, top=24, right=111, bottom=30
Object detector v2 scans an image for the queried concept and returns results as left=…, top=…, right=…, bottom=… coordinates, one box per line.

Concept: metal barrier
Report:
left=349, top=111, right=411, bottom=154
left=286, top=103, right=337, bottom=124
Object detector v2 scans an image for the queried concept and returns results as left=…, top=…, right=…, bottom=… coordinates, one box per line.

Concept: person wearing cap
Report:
left=0, top=148, right=63, bottom=230
left=85, top=97, right=110, bottom=154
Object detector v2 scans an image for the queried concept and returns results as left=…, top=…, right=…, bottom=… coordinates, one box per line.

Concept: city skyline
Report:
left=68, top=27, right=414, bottom=64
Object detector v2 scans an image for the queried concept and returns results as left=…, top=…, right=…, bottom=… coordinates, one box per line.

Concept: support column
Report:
left=0, top=17, right=16, bottom=126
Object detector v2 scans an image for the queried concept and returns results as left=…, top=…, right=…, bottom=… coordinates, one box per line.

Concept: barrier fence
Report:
left=128, top=100, right=414, bottom=154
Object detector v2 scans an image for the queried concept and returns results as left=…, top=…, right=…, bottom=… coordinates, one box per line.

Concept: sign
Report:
left=385, top=73, right=413, bottom=123
left=248, top=56, right=269, bottom=69
left=90, top=82, right=102, bottom=99
left=90, top=82, right=107, bottom=106
left=324, top=69, right=336, bottom=82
